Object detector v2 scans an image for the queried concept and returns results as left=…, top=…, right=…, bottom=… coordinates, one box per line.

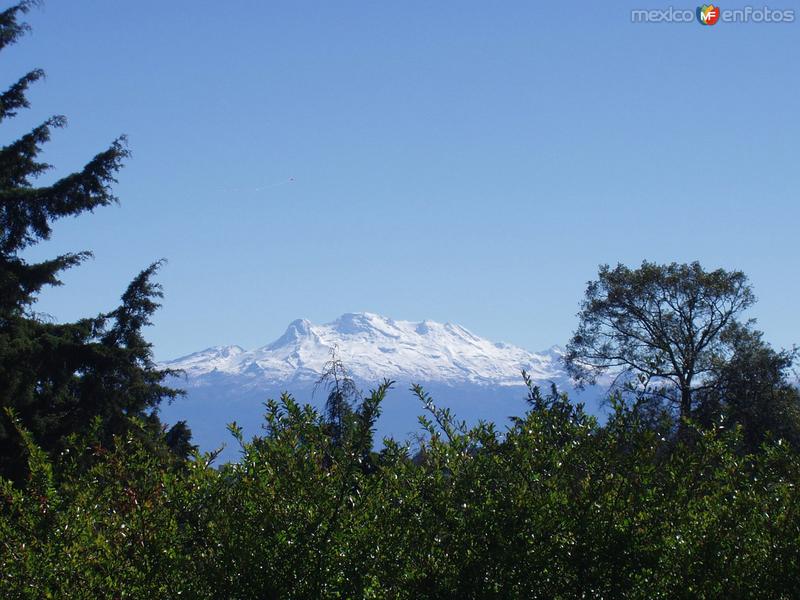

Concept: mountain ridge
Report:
left=158, top=313, right=597, bottom=461
left=162, top=312, right=569, bottom=388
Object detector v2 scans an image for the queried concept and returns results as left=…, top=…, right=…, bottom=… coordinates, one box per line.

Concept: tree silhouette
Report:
left=0, top=2, right=185, bottom=481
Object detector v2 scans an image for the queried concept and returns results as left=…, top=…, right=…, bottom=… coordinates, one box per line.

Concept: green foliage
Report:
left=0, top=2, right=184, bottom=482
left=565, top=261, right=755, bottom=418
left=698, top=325, right=800, bottom=451
left=2, top=382, right=799, bottom=599
left=316, top=348, right=361, bottom=449
left=563, top=261, right=800, bottom=452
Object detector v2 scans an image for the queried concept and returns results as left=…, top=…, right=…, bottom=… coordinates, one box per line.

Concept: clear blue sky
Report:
left=8, top=1, right=799, bottom=360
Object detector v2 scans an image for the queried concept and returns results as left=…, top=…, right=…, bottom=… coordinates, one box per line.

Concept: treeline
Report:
left=2, top=3, right=800, bottom=598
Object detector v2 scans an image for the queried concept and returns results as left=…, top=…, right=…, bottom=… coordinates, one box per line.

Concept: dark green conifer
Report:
left=0, top=1, right=185, bottom=481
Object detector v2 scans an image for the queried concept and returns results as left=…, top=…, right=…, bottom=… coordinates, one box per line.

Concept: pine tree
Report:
left=0, top=1, right=184, bottom=481
left=316, top=348, right=359, bottom=448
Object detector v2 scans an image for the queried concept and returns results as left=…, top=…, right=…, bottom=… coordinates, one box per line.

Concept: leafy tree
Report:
left=565, top=261, right=755, bottom=424
left=0, top=1, right=184, bottom=481
left=696, top=325, right=800, bottom=450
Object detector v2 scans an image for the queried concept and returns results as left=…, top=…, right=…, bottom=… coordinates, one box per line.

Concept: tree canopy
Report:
left=565, top=261, right=756, bottom=421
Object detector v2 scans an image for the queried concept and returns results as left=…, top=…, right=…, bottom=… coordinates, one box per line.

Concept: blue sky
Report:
left=7, top=1, right=799, bottom=360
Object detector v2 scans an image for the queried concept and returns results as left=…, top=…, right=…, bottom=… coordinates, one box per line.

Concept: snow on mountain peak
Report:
left=267, top=318, right=316, bottom=349
left=163, top=313, right=566, bottom=387
left=331, top=312, right=401, bottom=338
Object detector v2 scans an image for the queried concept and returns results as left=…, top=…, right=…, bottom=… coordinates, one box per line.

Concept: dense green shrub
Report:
left=2, top=380, right=799, bottom=599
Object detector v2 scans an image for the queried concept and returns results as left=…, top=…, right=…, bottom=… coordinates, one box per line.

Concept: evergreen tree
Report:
left=695, top=325, right=800, bottom=450
left=0, top=1, right=184, bottom=481
left=315, top=348, right=359, bottom=448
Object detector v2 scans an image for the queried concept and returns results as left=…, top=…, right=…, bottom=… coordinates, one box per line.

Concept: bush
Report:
left=2, top=382, right=799, bottom=599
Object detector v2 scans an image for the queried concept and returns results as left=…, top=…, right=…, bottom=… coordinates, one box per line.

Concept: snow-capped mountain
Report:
left=159, top=313, right=595, bottom=461
left=162, top=312, right=566, bottom=388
